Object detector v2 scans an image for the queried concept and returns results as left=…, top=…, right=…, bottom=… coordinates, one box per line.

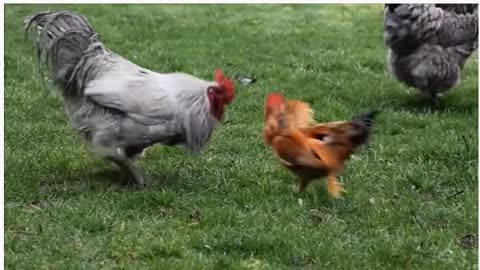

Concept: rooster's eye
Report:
left=314, top=134, right=327, bottom=141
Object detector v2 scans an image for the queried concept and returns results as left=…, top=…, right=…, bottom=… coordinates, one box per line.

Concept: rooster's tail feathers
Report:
left=349, top=110, right=378, bottom=146
left=25, top=11, right=104, bottom=97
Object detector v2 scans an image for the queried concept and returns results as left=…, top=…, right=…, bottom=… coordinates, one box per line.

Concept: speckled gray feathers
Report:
left=25, top=11, right=221, bottom=186
left=384, top=4, right=478, bottom=100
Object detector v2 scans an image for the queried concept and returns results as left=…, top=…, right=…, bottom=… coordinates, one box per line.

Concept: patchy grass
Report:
left=4, top=4, right=478, bottom=269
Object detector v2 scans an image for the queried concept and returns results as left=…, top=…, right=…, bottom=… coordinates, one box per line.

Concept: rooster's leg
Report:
left=109, top=155, right=145, bottom=187
left=125, top=146, right=147, bottom=160
left=428, top=91, right=440, bottom=110
left=430, top=95, right=439, bottom=109
left=298, top=179, right=312, bottom=193
left=326, top=174, right=345, bottom=198
left=92, top=133, right=145, bottom=187
left=99, top=146, right=145, bottom=187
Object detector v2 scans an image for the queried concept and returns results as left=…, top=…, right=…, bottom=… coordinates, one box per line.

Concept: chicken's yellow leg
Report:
left=326, top=174, right=345, bottom=198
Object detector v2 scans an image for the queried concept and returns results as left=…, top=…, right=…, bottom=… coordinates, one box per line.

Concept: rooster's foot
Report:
left=298, top=179, right=312, bottom=193
left=326, top=177, right=346, bottom=198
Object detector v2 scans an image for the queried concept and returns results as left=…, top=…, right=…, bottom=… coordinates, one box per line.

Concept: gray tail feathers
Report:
left=350, top=110, right=378, bottom=146
left=449, top=39, right=479, bottom=66
left=25, top=11, right=105, bottom=97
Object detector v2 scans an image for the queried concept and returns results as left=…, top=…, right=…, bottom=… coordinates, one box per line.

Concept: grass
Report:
left=4, top=4, right=478, bottom=269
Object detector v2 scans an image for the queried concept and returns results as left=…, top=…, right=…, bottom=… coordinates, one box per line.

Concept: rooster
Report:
left=25, top=11, right=235, bottom=187
left=384, top=4, right=478, bottom=107
left=264, top=93, right=376, bottom=198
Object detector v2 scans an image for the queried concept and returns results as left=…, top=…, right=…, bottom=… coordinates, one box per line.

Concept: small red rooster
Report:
left=264, top=92, right=376, bottom=198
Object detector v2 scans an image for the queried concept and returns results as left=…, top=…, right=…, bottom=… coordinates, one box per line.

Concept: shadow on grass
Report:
left=38, top=168, right=128, bottom=194
left=293, top=180, right=344, bottom=207
left=146, top=169, right=212, bottom=193
left=38, top=164, right=213, bottom=195
left=374, top=92, right=477, bottom=115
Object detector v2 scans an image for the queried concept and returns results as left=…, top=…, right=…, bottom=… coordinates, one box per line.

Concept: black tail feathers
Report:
left=350, top=110, right=378, bottom=145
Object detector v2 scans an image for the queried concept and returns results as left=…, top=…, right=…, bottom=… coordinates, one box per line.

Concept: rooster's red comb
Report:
left=215, top=69, right=235, bottom=104
left=265, top=92, right=285, bottom=108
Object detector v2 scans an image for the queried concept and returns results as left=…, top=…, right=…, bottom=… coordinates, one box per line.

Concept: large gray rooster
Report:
left=25, top=11, right=235, bottom=187
left=384, top=4, right=478, bottom=106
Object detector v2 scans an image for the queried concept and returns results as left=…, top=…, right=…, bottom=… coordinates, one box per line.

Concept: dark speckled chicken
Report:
left=384, top=4, right=478, bottom=106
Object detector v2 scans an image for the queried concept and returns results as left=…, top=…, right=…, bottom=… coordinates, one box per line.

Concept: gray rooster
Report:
left=384, top=4, right=478, bottom=106
left=25, top=11, right=236, bottom=187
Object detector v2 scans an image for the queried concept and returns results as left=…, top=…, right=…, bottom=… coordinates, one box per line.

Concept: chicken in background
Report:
left=384, top=4, right=478, bottom=107
left=25, top=11, right=235, bottom=187
left=264, top=93, right=376, bottom=198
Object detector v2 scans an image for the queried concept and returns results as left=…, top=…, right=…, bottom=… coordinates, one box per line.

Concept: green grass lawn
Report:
left=4, top=4, right=478, bottom=269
